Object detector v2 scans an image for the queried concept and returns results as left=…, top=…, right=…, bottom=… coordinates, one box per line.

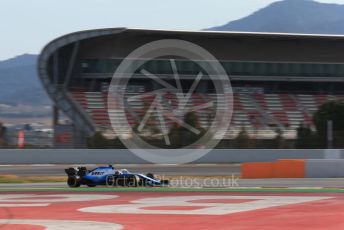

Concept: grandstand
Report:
left=38, top=28, right=344, bottom=148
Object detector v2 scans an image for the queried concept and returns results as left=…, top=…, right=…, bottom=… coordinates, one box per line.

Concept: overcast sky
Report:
left=0, top=0, right=343, bottom=60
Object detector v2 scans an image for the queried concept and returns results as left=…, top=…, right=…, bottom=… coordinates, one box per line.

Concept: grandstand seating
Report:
left=70, top=89, right=344, bottom=139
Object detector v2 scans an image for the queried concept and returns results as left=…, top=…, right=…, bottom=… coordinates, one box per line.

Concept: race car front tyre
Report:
left=67, top=176, right=81, bottom=188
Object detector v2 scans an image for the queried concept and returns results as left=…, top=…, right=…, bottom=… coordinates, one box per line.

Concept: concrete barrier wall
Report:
left=0, top=149, right=343, bottom=164
left=305, top=159, right=344, bottom=178
left=197, top=149, right=334, bottom=163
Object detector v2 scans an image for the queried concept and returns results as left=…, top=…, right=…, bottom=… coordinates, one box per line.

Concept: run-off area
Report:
left=0, top=192, right=343, bottom=229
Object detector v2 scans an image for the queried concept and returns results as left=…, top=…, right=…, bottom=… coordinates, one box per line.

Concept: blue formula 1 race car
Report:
left=64, top=165, right=169, bottom=188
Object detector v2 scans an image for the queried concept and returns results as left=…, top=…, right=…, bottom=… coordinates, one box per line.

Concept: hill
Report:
left=0, top=54, right=50, bottom=106
left=0, top=54, right=37, bottom=70
left=208, top=0, right=344, bottom=34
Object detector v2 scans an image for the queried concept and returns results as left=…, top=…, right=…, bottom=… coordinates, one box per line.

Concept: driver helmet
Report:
left=121, top=169, right=129, bottom=174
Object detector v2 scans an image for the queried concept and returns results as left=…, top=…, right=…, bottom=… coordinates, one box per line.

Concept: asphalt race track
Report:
left=1, top=178, right=344, bottom=190
left=0, top=164, right=240, bottom=176
left=1, top=164, right=344, bottom=189
left=0, top=164, right=344, bottom=229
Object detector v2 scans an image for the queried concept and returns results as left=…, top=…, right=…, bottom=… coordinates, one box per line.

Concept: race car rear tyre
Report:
left=106, top=175, right=115, bottom=187
left=146, top=173, right=155, bottom=179
left=67, top=176, right=81, bottom=188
